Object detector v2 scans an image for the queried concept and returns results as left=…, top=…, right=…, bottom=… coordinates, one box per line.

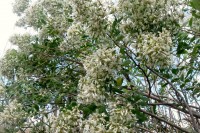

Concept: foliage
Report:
left=0, top=0, right=200, bottom=132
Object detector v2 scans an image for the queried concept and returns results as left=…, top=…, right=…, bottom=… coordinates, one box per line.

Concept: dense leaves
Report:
left=0, top=0, right=200, bottom=132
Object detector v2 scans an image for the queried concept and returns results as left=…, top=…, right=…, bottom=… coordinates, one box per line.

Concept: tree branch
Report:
left=136, top=126, right=154, bottom=133
left=142, top=92, right=200, bottom=119
left=145, top=66, right=200, bottom=132
left=106, top=33, right=152, bottom=96
left=122, top=70, right=200, bottom=119
left=140, top=109, right=190, bottom=133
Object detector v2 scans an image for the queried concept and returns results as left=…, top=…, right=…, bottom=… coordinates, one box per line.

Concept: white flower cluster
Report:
left=117, top=0, right=183, bottom=33
left=15, top=0, right=73, bottom=40
left=106, top=102, right=137, bottom=132
left=78, top=77, right=106, bottom=105
left=24, top=2, right=47, bottom=30
left=134, top=29, right=173, bottom=67
left=59, top=22, right=86, bottom=51
left=13, top=0, right=29, bottom=16
left=9, top=33, right=34, bottom=51
left=40, top=0, right=69, bottom=17
left=0, top=85, right=4, bottom=95
left=67, top=22, right=82, bottom=39
left=0, top=50, right=19, bottom=79
left=77, top=47, right=121, bottom=104
left=69, top=0, right=112, bottom=36
left=83, top=47, right=121, bottom=79
left=81, top=103, right=137, bottom=133
left=82, top=113, right=107, bottom=132
left=0, top=100, right=27, bottom=128
left=40, top=0, right=72, bottom=35
left=51, top=103, right=137, bottom=132
left=51, top=106, right=83, bottom=133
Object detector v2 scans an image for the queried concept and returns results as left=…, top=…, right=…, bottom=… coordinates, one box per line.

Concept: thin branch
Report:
left=145, top=66, right=200, bottom=132
left=148, top=102, right=177, bottom=106
left=136, top=126, right=154, bottom=133
left=123, top=71, right=200, bottom=119
left=182, top=28, right=200, bottom=37
left=106, top=33, right=152, bottom=95
left=140, top=109, right=190, bottom=133
left=142, top=92, right=200, bottom=119
left=63, top=57, right=83, bottom=67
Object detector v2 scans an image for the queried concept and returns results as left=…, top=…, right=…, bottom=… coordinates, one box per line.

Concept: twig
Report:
left=136, top=126, right=154, bottom=133
left=140, top=109, right=190, bottom=133
left=146, top=66, right=200, bottom=132
left=106, top=33, right=152, bottom=96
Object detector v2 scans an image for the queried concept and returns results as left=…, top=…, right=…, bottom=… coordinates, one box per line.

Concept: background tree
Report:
left=0, top=0, right=200, bottom=132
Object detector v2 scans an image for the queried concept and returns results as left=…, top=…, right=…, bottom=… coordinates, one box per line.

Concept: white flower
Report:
left=106, top=101, right=137, bottom=132
left=134, top=29, right=173, bottom=67
left=51, top=106, right=83, bottom=133
left=117, top=0, right=183, bottom=33
left=0, top=85, right=5, bottom=95
left=77, top=47, right=122, bottom=104
left=82, top=113, right=106, bottom=133
left=13, top=0, right=29, bottom=16
left=0, top=100, right=27, bottom=127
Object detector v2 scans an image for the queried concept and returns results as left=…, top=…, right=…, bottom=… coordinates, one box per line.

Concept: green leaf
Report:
left=161, top=83, right=168, bottom=88
left=123, top=60, right=131, bottom=66
left=180, top=83, right=186, bottom=88
left=81, top=107, right=91, bottom=118
left=171, top=78, right=179, bottom=83
left=67, top=18, right=74, bottom=22
left=190, top=0, right=200, bottom=11
left=116, top=35, right=124, bottom=41
left=132, top=109, right=148, bottom=123
left=177, top=42, right=191, bottom=55
left=172, top=69, right=179, bottom=75
left=153, top=105, right=157, bottom=114
left=111, top=87, right=123, bottom=94
left=116, top=77, right=123, bottom=86
left=33, top=104, right=39, bottom=112
left=88, top=103, right=97, bottom=111
left=189, top=17, right=193, bottom=27
left=163, top=73, right=171, bottom=79
left=97, top=105, right=106, bottom=113
left=193, top=89, right=200, bottom=95
left=186, top=69, right=193, bottom=78
left=79, top=103, right=97, bottom=118
left=186, top=87, right=193, bottom=91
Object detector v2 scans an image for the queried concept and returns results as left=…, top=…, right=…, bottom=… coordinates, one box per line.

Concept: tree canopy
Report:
left=0, top=0, right=200, bottom=132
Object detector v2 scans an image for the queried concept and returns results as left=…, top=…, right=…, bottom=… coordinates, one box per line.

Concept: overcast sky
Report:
left=0, top=0, right=18, bottom=57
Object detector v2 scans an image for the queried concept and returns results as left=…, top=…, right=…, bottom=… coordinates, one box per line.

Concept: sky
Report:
left=0, top=0, right=18, bottom=57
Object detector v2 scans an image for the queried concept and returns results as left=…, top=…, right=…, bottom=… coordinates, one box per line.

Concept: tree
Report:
left=0, top=0, right=200, bottom=132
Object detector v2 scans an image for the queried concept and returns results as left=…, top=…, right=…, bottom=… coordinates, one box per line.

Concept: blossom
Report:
left=117, top=0, right=184, bottom=33
left=77, top=47, right=122, bottom=105
left=50, top=106, right=83, bottom=133
left=107, top=101, right=137, bottom=132
left=0, top=85, right=4, bottom=95
left=9, top=33, right=35, bottom=51
left=0, top=100, right=27, bottom=131
left=24, top=2, right=47, bottom=29
left=82, top=113, right=106, bottom=133
left=59, top=22, right=86, bottom=51
left=69, top=0, right=113, bottom=36
left=13, top=0, right=29, bottom=16
left=133, top=29, right=173, bottom=67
